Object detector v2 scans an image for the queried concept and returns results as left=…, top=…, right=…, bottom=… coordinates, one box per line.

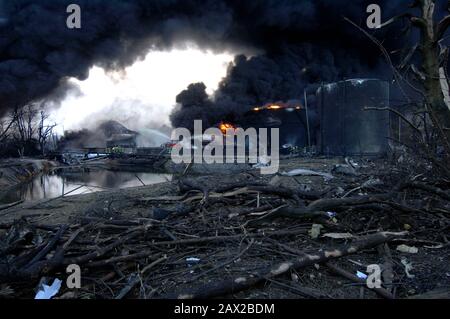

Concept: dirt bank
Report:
left=0, top=158, right=55, bottom=192
left=0, top=157, right=340, bottom=225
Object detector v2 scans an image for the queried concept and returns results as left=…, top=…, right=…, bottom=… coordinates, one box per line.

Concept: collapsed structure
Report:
left=106, top=134, right=138, bottom=154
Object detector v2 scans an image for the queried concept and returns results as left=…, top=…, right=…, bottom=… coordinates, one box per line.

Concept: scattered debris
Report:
left=281, top=168, right=334, bottom=180
left=322, top=232, right=354, bottom=239
left=356, top=271, right=368, bottom=279
left=309, top=224, right=324, bottom=239
left=401, top=258, right=415, bottom=279
left=345, top=157, right=360, bottom=168
left=361, top=178, right=384, bottom=188
left=186, top=257, right=201, bottom=266
left=165, top=232, right=406, bottom=299
left=35, top=278, right=62, bottom=300
left=326, top=211, right=337, bottom=218
left=397, top=244, right=419, bottom=254
left=0, top=285, right=14, bottom=297
left=331, top=164, right=357, bottom=176
left=0, top=156, right=448, bottom=299
left=252, top=156, right=271, bottom=168
left=150, top=207, right=172, bottom=220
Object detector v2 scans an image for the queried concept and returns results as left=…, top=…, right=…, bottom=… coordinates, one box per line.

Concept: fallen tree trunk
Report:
left=149, top=228, right=308, bottom=246
left=163, top=231, right=407, bottom=299
left=400, top=181, right=450, bottom=201
left=0, top=200, right=24, bottom=212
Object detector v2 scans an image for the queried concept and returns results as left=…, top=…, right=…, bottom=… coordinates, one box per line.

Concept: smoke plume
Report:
left=0, top=0, right=436, bottom=125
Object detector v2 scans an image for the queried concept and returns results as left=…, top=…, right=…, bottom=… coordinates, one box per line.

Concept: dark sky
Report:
left=0, top=0, right=446, bottom=125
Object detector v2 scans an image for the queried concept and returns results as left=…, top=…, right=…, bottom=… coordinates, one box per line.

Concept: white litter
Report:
left=401, top=258, right=415, bottom=278
left=396, top=244, right=419, bottom=254
left=322, top=232, right=354, bottom=239
left=309, top=224, right=324, bottom=239
left=252, top=162, right=269, bottom=168
left=35, top=278, right=62, bottom=300
left=356, top=271, right=368, bottom=279
left=252, top=156, right=271, bottom=168
left=345, top=157, right=360, bottom=168
left=361, top=178, right=384, bottom=188
left=186, top=257, right=201, bottom=266
left=326, top=211, right=336, bottom=218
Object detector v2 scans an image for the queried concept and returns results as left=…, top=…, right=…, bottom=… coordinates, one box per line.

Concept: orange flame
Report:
left=251, top=103, right=303, bottom=112
left=219, top=122, right=236, bottom=134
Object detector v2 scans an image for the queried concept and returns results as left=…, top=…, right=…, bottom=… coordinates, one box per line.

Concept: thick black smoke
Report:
left=0, top=0, right=235, bottom=116
left=0, top=0, right=432, bottom=123
left=171, top=44, right=383, bottom=130
left=170, top=0, right=419, bottom=129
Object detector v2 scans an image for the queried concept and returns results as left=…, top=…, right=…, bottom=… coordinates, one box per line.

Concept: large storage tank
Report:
left=317, top=79, right=390, bottom=156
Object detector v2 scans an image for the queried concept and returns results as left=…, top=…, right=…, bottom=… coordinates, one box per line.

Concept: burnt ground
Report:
left=0, top=156, right=449, bottom=299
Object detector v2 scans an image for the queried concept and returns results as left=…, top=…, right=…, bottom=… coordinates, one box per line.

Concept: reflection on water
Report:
left=0, top=170, right=172, bottom=204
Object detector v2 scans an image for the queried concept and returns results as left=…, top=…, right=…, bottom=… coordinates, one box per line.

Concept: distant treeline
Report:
left=0, top=103, right=58, bottom=158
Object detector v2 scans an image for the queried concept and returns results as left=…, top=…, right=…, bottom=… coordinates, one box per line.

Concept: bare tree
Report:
left=343, top=0, right=450, bottom=158
left=11, top=104, right=40, bottom=157
left=0, top=106, right=18, bottom=142
left=37, top=110, right=57, bottom=155
left=0, top=103, right=58, bottom=157
left=374, top=0, right=450, bottom=154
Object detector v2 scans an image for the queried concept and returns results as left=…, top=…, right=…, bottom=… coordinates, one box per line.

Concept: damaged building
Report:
left=106, top=133, right=138, bottom=154
left=59, top=120, right=139, bottom=155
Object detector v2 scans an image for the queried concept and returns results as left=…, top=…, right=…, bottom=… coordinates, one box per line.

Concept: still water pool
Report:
left=0, top=169, right=172, bottom=204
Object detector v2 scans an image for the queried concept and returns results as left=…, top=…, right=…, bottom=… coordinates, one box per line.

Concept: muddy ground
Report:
left=0, top=157, right=341, bottom=227
left=0, top=157, right=449, bottom=299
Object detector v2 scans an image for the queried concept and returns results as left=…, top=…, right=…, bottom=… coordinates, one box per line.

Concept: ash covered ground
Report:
left=1, top=156, right=448, bottom=299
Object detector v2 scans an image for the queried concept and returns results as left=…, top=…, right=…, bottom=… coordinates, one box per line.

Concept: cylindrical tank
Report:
left=317, top=79, right=390, bottom=156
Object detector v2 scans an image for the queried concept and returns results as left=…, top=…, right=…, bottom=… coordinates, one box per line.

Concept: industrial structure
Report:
left=240, top=102, right=317, bottom=154
left=317, top=79, right=390, bottom=156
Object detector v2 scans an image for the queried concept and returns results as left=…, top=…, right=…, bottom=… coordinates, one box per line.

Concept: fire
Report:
left=251, top=103, right=303, bottom=112
left=219, top=122, right=236, bottom=134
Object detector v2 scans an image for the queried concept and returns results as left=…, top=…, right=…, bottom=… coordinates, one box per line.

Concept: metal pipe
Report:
left=304, top=89, right=311, bottom=148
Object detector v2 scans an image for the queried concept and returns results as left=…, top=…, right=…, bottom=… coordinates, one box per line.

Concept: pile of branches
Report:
left=0, top=161, right=448, bottom=299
